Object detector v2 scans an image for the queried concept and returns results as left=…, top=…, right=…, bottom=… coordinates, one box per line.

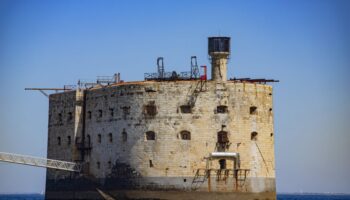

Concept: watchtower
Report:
left=208, top=37, right=230, bottom=82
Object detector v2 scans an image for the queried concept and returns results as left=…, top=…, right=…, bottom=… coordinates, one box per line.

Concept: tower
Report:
left=208, top=37, right=230, bottom=82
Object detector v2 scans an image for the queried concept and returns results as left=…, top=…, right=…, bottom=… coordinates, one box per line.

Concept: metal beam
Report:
left=0, top=152, right=81, bottom=172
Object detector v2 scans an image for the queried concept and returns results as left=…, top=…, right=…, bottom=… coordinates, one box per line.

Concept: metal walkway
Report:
left=0, top=152, right=81, bottom=172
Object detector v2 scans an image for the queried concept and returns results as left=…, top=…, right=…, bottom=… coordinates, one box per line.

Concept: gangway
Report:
left=0, top=152, right=81, bottom=172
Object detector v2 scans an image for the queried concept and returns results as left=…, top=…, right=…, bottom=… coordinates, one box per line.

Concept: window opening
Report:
left=146, top=131, right=156, bottom=140
left=57, top=137, right=61, bottom=146
left=122, top=129, right=127, bottom=142
left=149, top=160, right=153, bottom=167
left=98, top=134, right=102, bottom=143
left=67, top=136, right=71, bottom=145
left=180, top=131, right=191, bottom=140
left=250, top=106, right=257, bottom=114
left=251, top=132, right=258, bottom=141
left=108, top=133, right=113, bottom=143
left=219, top=159, right=226, bottom=169
left=217, top=105, right=228, bottom=113
left=180, top=105, right=192, bottom=113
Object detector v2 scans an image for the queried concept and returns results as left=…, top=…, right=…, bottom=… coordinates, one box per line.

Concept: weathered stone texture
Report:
left=46, top=80, right=275, bottom=196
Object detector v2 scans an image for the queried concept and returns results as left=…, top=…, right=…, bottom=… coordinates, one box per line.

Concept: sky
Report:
left=0, top=0, right=349, bottom=194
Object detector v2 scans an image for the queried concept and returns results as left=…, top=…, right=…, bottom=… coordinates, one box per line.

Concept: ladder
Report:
left=0, top=152, right=82, bottom=172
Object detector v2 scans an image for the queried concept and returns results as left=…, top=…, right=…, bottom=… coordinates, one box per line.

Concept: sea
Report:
left=0, top=194, right=349, bottom=200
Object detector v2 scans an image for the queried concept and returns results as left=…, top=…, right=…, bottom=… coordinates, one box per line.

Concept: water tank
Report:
left=208, top=37, right=230, bottom=55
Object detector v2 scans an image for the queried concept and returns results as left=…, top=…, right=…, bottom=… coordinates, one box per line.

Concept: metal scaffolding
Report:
left=0, top=152, right=81, bottom=172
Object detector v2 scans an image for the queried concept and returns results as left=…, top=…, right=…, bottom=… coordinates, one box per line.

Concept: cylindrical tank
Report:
left=208, top=37, right=230, bottom=55
left=208, top=37, right=230, bottom=82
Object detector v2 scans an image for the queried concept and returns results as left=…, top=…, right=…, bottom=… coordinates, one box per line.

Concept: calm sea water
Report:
left=0, top=194, right=349, bottom=200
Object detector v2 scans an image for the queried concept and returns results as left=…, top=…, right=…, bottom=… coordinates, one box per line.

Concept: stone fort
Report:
left=45, top=37, right=277, bottom=200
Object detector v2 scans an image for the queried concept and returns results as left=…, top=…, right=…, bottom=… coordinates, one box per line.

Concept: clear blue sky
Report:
left=0, top=0, right=349, bottom=194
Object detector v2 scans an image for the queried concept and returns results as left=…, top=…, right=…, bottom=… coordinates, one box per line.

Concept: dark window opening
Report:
left=219, top=159, right=226, bottom=169
left=180, top=105, right=192, bottom=113
left=58, top=113, right=62, bottom=123
left=87, top=111, right=92, bottom=119
left=144, top=104, right=157, bottom=116
left=108, top=133, right=113, bottom=143
left=183, top=179, right=187, bottom=182
left=217, top=105, right=228, bottom=113
left=67, top=112, right=73, bottom=122
left=67, top=136, right=71, bottom=145
left=180, top=131, right=191, bottom=140
left=98, top=134, right=102, bottom=143
left=269, top=108, right=272, bottom=112
left=108, top=161, right=112, bottom=169
left=122, top=129, right=127, bottom=142
left=98, top=110, right=103, bottom=118
left=121, top=106, right=130, bottom=115
left=217, top=131, right=229, bottom=143
left=57, top=137, right=61, bottom=146
left=250, top=106, right=257, bottom=114
left=87, top=135, right=91, bottom=146
left=146, top=131, right=156, bottom=140
left=97, top=162, right=100, bottom=169
left=109, top=108, right=114, bottom=117
left=270, top=133, right=274, bottom=137
left=251, top=132, right=258, bottom=141
left=149, top=160, right=153, bottom=167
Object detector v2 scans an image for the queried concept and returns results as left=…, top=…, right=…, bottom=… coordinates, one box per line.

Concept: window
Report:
left=122, top=129, right=127, bottom=142
left=86, top=135, right=91, bottom=146
left=251, top=132, right=258, bottom=141
left=97, top=162, right=100, bottom=169
left=109, top=108, right=114, bottom=117
left=67, top=136, right=71, bottom=145
left=144, top=104, right=157, bottom=116
left=57, top=137, right=61, bottom=146
left=180, top=131, right=191, bottom=140
left=149, top=160, right=153, bottom=168
left=270, top=133, right=274, bottom=137
left=269, top=108, right=272, bottom=112
left=146, top=131, right=156, bottom=140
left=250, top=106, right=257, bottom=114
left=108, top=161, right=112, bottom=169
left=58, top=113, right=62, bottom=123
left=217, top=105, right=228, bottom=113
left=217, top=131, right=229, bottom=143
left=219, top=159, right=226, bottom=169
left=180, top=105, right=192, bottom=113
left=98, top=110, right=103, bottom=118
left=67, top=112, right=73, bottom=122
left=98, top=134, right=102, bottom=143
left=108, top=133, right=113, bottom=143
left=87, top=111, right=92, bottom=119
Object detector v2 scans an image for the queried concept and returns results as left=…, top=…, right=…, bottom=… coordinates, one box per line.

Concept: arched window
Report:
left=251, top=132, right=258, bottom=141
left=108, top=133, right=113, bottom=143
left=219, top=159, right=226, bottom=169
left=57, top=137, right=61, bottom=146
left=122, top=129, right=127, bottom=142
left=217, top=131, right=228, bottom=143
left=146, top=131, right=156, bottom=140
left=98, top=134, right=102, bottom=143
left=250, top=106, right=257, bottom=114
left=67, top=136, right=71, bottom=145
left=217, top=105, right=228, bottom=113
left=180, top=131, right=191, bottom=140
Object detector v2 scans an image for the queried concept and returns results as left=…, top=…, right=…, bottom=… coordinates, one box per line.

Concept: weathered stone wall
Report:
left=46, top=80, right=275, bottom=194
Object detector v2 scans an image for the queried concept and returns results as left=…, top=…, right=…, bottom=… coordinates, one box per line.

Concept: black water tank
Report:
left=208, top=37, right=230, bottom=54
